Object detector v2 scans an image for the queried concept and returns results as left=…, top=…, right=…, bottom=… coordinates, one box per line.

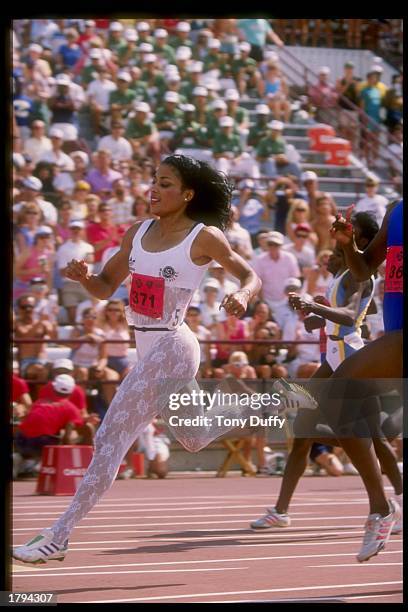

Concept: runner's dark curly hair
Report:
left=162, top=154, right=233, bottom=231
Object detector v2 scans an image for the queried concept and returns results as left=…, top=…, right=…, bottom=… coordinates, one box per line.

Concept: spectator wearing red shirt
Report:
left=12, top=373, right=32, bottom=420
left=308, top=66, right=339, bottom=126
left=15, top=375, right=84, bottom=459
left=86, top=202, right=121, bottom=272
left=37, top=359, right=87, bottom=414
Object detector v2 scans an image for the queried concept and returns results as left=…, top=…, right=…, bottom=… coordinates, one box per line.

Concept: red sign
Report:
left=385, top=245, right=403, bottom=293
left=130, top=273, right=165, bottom=319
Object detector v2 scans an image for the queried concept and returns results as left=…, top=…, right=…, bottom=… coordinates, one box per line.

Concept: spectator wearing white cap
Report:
left=169, top=21, right=193, bottom=49
left=255, top=119, right=286, bottom=177
left=97, top=119, right=133, bottom=162
left=117, top=29, right=139, bottom=68
left=107, top=21, right=127, bottom=56
left=38, top=127, right=75, bottom=172
left=203, top=98, right=228, bottom=145
left=48, top=75, right=81, bottom=141
left=23, top=120, right=52, bottom=165
left=252, top=231, right=301, bottom=327
left=231, top=41, right=261, bottom=97
left=108, top=71, right=136, bottom=122
left=79, top=48, right=106, bottom=87
left=25, top=43, right=52, bottom=79
left=199, top=278, right=223, bottom=329
left=233, top=182, right=270, bottom=248
left=225, top=205, right=255, bottom=260
left=154, top=91, right=183, bottom=152
left=56, top=219, right=94, bottom=324
left=86, top=67, right=117, bottom=136
left=180, top=61, right=204, bottom=102
left=203, top=37, right=222, bottom=72
left=212, top=115, right=259, bottom=179
left=190, top=85, right=209, bottom=125
left=170, top=103, right=207, bottom=155
left=14, top=176, right=58, bottom=226
left=139, top=53, right=167, bottom=108
left=354, top=176, right=388, bottom=226
left=136, top=21, right=154, bottom=45
left=37, top=359, right=89, bottom=418
left=224, top=88, right=250, bottom=147
left=175, top=45, right=192, bottom=74
left=153, top=28, right=176, bottom=66
left=308, top=66, right=339, bottom=126
left=300, top=170, right=323, bottom=215
left=125, top=101, right=160, bottom=163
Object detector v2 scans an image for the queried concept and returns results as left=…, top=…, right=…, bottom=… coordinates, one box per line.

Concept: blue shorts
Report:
left=107, top=356, right=130, bottom=375
left=310, top=443, right=333, bottom=461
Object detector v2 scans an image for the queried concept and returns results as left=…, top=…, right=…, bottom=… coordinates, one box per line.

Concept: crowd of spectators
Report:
left=11, top=18, right=401, bottom=477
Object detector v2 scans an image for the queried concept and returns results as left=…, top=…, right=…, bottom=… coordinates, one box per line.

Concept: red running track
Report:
left=11, top=474, right=402, bottom=603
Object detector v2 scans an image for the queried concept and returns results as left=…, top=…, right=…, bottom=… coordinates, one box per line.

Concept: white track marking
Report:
left=11, top=566, right=248, bottom=577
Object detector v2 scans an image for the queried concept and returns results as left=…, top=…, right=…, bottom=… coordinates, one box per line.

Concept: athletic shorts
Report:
left=325, top=333, right=364, bottom=371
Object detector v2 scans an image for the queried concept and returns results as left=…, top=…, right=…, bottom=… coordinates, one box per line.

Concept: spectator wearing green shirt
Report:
left=256, top=119, right=286, bottom=178
left=203, top=99, right=227, bottom=146
left=169, top=104, right=208, bottom=154
left=125, top=101, right=160, bottom=164
left=180, top=61, right=204, bottom=102
left=109, top=71, right=136, bottom=123
left=175, top=46, right=192, bottom=81
left=107, top=21, right=127, bottom=57
left=117, top=28, right=139, bottom=68
left=192, top=29, right=213, bottom=61
left=128, top=67, right=149, bottom=103
left=203, top=38, right=222, bottom=73
left=224, top=88, right=250, bottom=147
left=140, top=56, right=167, bottom=107
left=213, top=115, right=259, bottom=179
left=168, top=21, right=193, bottom=49
left=191, top=86, right=209, bottom=126
left=153, top=28, right=176, bottom=66
left=80, top=49, right=106, bottom=88
left=247, top=104, right=271, bottom=148
left=135, top=21, right=154, bottom=46
left=154, top=91, right=183, bottom=153
left=232, top=41, right=261, bottom=96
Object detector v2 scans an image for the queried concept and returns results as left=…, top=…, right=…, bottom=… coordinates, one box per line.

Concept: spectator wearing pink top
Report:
left=86, top=202, right=121, bottom=272
left=308, top=66, right=339, bottom=126
left=13, top=225, right=55, bottom=303
left=252, top=231, right=300, bottom=328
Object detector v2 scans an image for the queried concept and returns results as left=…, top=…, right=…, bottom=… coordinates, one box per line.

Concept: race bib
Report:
left=385, top=245, right=403, bottom=293
left=130, top=273, right=165, bottom=319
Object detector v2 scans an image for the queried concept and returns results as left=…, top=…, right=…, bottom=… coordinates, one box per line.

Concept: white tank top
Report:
left=125, top=220, right=212, bottom=329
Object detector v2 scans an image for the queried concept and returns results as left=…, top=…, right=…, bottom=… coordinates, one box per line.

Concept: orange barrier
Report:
left=308, top=124, right=336, bottom=151
left=118, top=452, right=145, bottom=476
left=323, top=138, right=352, bottom=166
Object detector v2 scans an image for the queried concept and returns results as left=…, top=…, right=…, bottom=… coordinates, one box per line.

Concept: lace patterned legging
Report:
left=51, top=324, right=201, bottom=545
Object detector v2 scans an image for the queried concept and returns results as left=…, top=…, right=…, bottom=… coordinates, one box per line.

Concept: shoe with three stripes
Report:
left=273, top=378, right=318, bottom=411
left=12, top=528, right=68, bottom=564
left=250, top=507, right=291, bottom=530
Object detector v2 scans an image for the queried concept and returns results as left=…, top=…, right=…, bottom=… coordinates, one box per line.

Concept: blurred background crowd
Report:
left=11, top=17, right=403, bottom=479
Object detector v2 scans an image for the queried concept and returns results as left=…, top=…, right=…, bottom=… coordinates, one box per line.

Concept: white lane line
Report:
left=11, top=566, right=248, bottom=578
left=12, top=513, right=371, bottom=522
left=11, top=549, right=402, bottom=574
left=309, top=562, right=403, bottom=568
left=83, top=581, right=403, bottom=603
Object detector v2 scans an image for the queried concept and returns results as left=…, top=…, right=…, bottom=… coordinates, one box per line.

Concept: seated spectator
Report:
left=336, top=61, right=361, bottom=152
left=260, top=62, right=291, bottom=123
left=37, top=358, right=88, bottom=417
left=27, top=277, right=59, bottom=324
left=67, top=307, right=120, bottom=406
left=153, top=28, right=176, bottom=66
left=248, top=325, right=285, bottom=380
left=69, top=180, right=91, bottom=219
left=98, top=299, right=131, bottom=381
left=305, top=249, right=333, bottom=297
left=170, top=103, right=207, bottom=154
left=283, top=223, right=316, bottom=281
left=224, top=88, right=249, bottom=143
left=86, top=67, right=117, bottom=136
left=54, top=199, right=74, bottom=245
left=213, top=116, right=259, bottom=179
left=84, top=194, right=101, bottom=224
left=222, top=350, right=257, bottom=379
left=247, top=104, right=271, bottom=148
left=206, top=260, right=239, bottom=303
left=97, top=119, right=133, bottom=162
left=246, top=300, right=279, bottom=336
left=282, top=305, right=321, bottom=378
left=23, top=119, right=52, bottom=165
left=109, top=70, right=136, bottom=122
left=299, top=170, right=321, bottom=215
left=232, top=41, right=261, bottom=96
left=185, top=305, right=212, bottom=377
left=14, top=375, right=86, bottom=470
left=107, top=178, right=136, bottom=226
left=354, top=175, right=388, bottom=226
left=14, top=202, right=44, bottom=254
left=225, top=205, right=254, bottom=260
left=383, top=73, right=403, bottom=130
left=285, top=199, right=317, bottom=246
left=385, top=122, right=403, bottom=187
left=14, top=225, right=55, bottom=302
left=154, top=90, right=183, bottom=153
left=15, top=175, right=58, bottom=226
left=264, top=175, right=303, bottom=235
left=274, top=153, right=301, bottom=179
left=57, top=28, right=83, bottom=71
left=39, top=127, right=75, bottom=171
left=307, top=66, right=338, bottom=126
left=311, top=193, right=337, bottom=251
left=56, top=219, right=94, bottom=324
left=213, top=313, right=250, bottom=368
left=234, top=182, right=269, bottom=249
left=252, top=231, right=300, bottom=328
left=86, top=149, right=123, bottom=200
left=48, top=75, right=79, bottom=139
left=256, top=120, right=286, bottom=177
left=14, top=294, right=56, bottom=381
left=126, top=101, right=160, bottom=163
left=86, top=201, right=121, bottom=273
left=200, top=278, right=223, bottom=331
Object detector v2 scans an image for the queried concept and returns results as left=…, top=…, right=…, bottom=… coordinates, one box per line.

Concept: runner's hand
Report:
left=330, top=204, right=355, bottom=246
left=220, top=290, right=249, bottom=318
left=63, top=259, right=90, bottom=282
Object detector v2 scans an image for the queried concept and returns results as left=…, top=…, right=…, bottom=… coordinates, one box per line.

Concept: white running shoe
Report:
left=250, top=507, right=291, bottom=530
left=12, top=529, right=68, bottom=565
left=391, top=495, right=403, bottom=534
left=273, top=378, right=318, bottom=411
left=342, top=462, right=359, bottom=475
left=356, top=499, right=400, bottom=562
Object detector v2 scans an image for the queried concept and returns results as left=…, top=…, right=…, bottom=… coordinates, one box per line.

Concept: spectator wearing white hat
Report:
left=107, top=21, right=127, bottom=56
left=136, top=21, right=154, bottom=45
left=180, top=61, right=204, bottom=102
left=308, top=66, right=339, bottom=126
left=175, top=45, right=192, bottom=78
left=117, top=29, right=139, bottom=67
left=231, top=41, right=261, bottom=96
left=190, top=85, right=209, bottom=125
left=154, top=91, right=183, bottom=152
left=125, top=101, right=160, bottom=163
left=212, top=115, right=259, bottom=179
left=56, top=219, right=94, bottom=324
left=203, top=37, right=222, bottom=72
left=300, top=170, right=321, bottom=214
left=255, top=119, right=286, bottom=177
left=225, top=204, right=254, bottom=260
left=204, top=98, right=227, bottom=146
left=170, top=103, right=206, bottom=154
left=97, top=119, right=133, bottom=161
left=86, top=67, right=117, bottom=135
left=48, top=75, right=81, bottom=141
left=108, top=71, right=136, bottom=122
left=14, top=176, right=58, bottom=226
left=23, top=120, right=52, bottom=165
left=169, top=21, right=193, bottom=49
left=153, top=28, right=176, bottom=66
left=79, top=48, right=106, bottom=87
left=354, top=176, right=388, bottom=226
left=39, top=127, right=75, bottom=172
left=252, top=231, right=301, bottom=327
left=233, top=182, right=270, bottom=248
left=139, top=52, right=167, bottom=108
left=192, top=28, right=213, bottom=62
left=25, top=43, right=52, bottom=80
left=199, top=278, right=223, bottom=330
left=38, top=359, right=87, bottom=414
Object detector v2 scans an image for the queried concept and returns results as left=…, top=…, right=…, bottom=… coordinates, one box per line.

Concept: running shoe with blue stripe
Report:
left=250, top=507, right=291, bottom=530
left=12, top=528, right=68, bottom=564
